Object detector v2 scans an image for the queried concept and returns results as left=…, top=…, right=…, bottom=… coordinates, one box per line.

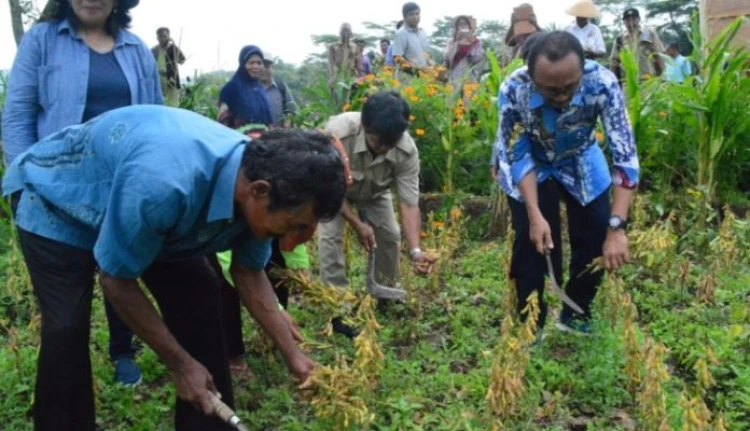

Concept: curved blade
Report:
left=366, top=249, right=406, bottom=301
left=545, top=250, right=585, bottom=315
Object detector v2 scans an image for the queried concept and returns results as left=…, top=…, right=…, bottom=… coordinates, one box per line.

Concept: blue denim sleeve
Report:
left=143, top=42, right=165, bottom=105
left=94, top=173, right=181, bottom=278
left=599, top=68, right=639, bottom=189
left=232, top=237, right=272, bottom=271
left=2, top=25, right=43, bottom=166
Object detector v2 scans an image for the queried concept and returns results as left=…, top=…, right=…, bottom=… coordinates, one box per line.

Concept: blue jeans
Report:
left=507, top=180, right=611, bottom=327
left=104, top=298, right=136, bottom=361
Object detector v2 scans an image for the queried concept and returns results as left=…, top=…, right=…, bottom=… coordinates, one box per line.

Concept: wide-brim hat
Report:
left=565, top=0, right=600, bottom=19
left=452, top=15, right=477, bottom=31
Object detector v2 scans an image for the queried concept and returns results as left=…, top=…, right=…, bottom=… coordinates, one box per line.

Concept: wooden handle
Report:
left=207, top=391, right=235, bottom=423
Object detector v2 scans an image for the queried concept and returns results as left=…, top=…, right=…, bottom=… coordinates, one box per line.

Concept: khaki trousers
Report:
left=318, top=193, right=401, bottom=287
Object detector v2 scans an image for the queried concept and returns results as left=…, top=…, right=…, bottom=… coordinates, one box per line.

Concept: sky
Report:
left=0, top=0, right=620, bottom=74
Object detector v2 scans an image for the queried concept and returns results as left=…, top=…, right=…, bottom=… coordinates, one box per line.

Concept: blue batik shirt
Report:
left=2, top=105, right=271, bottom=278
left=491, top=61, right=639, bottom=205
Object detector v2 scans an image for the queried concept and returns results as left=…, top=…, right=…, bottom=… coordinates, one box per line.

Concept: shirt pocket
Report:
left=37, top=65, right=62, bottom=108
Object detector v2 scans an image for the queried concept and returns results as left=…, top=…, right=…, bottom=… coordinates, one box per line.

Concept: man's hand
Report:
left=529, top=214, right=553, bottom=254
left=286, top=352, right=316, bottom=382
left=170, top=356, right=216, bottom=415
left=411, top=251, right=437, bottom=274
left=490, top=166, right=498, bottom=180
left=280, top=310, right=304, bottom=343
left=355, top=221, right=377, bottom=252
left=603, top=229, right=629, bottom=271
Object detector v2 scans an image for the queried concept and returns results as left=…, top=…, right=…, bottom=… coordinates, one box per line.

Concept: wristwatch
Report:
left=608, top=215, right=628, bottom=231
left=409, top=248, right=423, bottom=260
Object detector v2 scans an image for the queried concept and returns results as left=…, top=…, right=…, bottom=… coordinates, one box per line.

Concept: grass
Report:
left=0, top=198, right=748, bottom=430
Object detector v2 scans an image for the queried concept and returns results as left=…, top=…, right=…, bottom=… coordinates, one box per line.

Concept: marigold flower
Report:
left=409, top=115, right=416, bottom=122
left=595, top=131, right=604, bottom=142
left=409, top=95, right=419, bottom=103
left=415, top=128, right=425, bottom=136
left=403, top=86, right=416, bottom=95
left=365, top=74, right=375, bottom=82
left=343, top=103, right=351, bottom=112
left=391, top=79, right=401, bottom=87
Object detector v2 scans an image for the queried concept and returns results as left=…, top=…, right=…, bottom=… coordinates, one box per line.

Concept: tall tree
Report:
left=8, top=0, right=26, bottom=46
left=8, top=0, right=51, bottom=46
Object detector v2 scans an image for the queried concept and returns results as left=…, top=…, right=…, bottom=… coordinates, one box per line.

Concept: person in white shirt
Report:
left=564, top=0, right=606, bottom=60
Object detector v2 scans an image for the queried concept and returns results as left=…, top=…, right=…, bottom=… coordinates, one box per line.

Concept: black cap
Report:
left=623, top=8, right=639, bottom=19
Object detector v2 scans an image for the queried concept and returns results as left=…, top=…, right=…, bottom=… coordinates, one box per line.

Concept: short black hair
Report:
left=402, top=2, right=420, bottom=18
left=667, top=42, right=680, bottom=51
left=520, top=31, right=545, bottom=63
left=361, top=91, right=411, bottom=148
left=527, top=31, right=585, bottom=78
left=380, top=39, right=391, bottom=46
left=53, top=0, right=133, bottom=36
left=241, top=130, right=346, bottom=221
left=157, top=27, right=170, bottom=35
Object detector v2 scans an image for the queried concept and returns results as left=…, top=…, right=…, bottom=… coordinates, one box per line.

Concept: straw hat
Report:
left=565, top=0, right=601, bottom=19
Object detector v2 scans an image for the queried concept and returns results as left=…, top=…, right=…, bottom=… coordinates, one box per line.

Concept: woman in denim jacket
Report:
left=2, top=0, right=162, bottom=400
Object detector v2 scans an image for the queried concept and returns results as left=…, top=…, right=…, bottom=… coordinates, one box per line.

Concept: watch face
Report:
left=609, top=216, right=621, bottom=229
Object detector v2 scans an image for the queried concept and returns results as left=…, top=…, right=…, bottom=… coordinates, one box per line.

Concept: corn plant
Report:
left=669, top=17, right=750, bottom=202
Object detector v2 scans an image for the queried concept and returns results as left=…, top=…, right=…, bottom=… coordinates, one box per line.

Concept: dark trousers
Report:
left=217, top=239, right=288, bottom=358
left=104, top=297, right=136, bottom=361
left=508, top=180, right=610, bottom=327
left=18, top=228, right=234, bottom=431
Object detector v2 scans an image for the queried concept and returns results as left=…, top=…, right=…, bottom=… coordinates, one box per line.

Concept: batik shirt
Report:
left=491, top=61, right=639, bottom=205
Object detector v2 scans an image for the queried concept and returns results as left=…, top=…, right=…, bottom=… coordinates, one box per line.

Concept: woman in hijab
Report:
left=444, top=16, right=485, bottom=85
left=218, top=45, right=273, bottom=129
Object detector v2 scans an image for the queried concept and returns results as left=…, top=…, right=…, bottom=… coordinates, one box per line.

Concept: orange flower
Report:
left=409, top=115, right=416, bottom=122
left=431, top=221, right=445, bottom=230
left=391, top=79, right=401, bottom=87
left=415, top=128, right=425, bottom=136
left=426, top=85, right=439, bottom=97
left=595, top=131, right=604, bottom=142
left=409, top=95, right=420, bottom=103
left=446, top=84, right=455, bottom=93
left=365, top=74, right=375, bottom=82
left=343, top=103, right=351, bottom=112
left=403, top=86, right=416, bottom=95
left=450, top=207, right=463, bottom=222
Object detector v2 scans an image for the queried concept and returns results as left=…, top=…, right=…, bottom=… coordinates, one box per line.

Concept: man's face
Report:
left=667, top=47, right=678, bottom=58
left=576, top=17, right=588, bottom=28
left=624, top=16, right=640, bottom=33
left=237, top=181, right=319, bottom=252
left=532, top=52, right=583, bottom=110
left=157, top=31, right=170, bottom=46
left=340, top=25, right=353, bottom=41
left=380, top=41, right=389, bottom=54
left=405, top=10, right=421, bottom=28
left=244, top=54, right=264, bottom=79
left=262, top=63, right=274, bottom=81
left=364, top=133, right=392, bottom=156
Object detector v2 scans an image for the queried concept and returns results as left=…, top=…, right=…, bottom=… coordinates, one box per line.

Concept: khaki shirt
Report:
left=610, top=27, right=665, bottom=78
left=327, top=41, right=362, bottom=81
left=324, top=112, right=420, bottom=206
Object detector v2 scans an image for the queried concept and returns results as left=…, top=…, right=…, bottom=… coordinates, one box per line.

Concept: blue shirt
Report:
left=82, top=49, right=132, bottom=122
left=3, top=106, right=271, bottom=278
left=491, top=61, right=639, bottom=205
left=385, top=45, right=395, bottom=67
left=665, top=55, right=692, bottom=83
left=2, top=19, right=163, bottom=166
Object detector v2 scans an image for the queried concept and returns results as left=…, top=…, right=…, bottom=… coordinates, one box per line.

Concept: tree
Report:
left=8, top=0, right=26, bottom=46
left=8, top=0, right=52, bottom=46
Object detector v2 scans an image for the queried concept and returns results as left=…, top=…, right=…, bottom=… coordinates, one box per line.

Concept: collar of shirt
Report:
left=57, top=18, right=142, bottom=47
left=206, top=144, right=244, bottom=223
left=353, top=127, right=401, bottom=166
left=406, top=25, right=423, bottom=34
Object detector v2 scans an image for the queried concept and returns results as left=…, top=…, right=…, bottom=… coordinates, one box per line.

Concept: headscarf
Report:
left=219, top=45, right=273, bottom=126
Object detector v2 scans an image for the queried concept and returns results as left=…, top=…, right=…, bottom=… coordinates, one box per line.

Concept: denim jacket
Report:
left=1, top=19, right=163, bottom=166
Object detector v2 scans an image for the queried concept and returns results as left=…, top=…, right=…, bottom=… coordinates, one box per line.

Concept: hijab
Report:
left=219, top=45, right=273, bottom=126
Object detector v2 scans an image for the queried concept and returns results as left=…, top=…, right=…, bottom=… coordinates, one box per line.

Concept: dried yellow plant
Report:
left=638, top=338, right=671, bottom=431
left=680, top=393, right=712, bottom=431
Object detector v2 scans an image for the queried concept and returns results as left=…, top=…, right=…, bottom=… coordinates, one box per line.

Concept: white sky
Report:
left=0, top=0, right=621, bottom=74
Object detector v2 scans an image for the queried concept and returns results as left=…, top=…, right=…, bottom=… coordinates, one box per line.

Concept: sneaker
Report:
left=332, top=317, right=359, bottom=339
left=114, top=357, right=142, bottom=386
left=555, top=319, right=591, bottom=335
